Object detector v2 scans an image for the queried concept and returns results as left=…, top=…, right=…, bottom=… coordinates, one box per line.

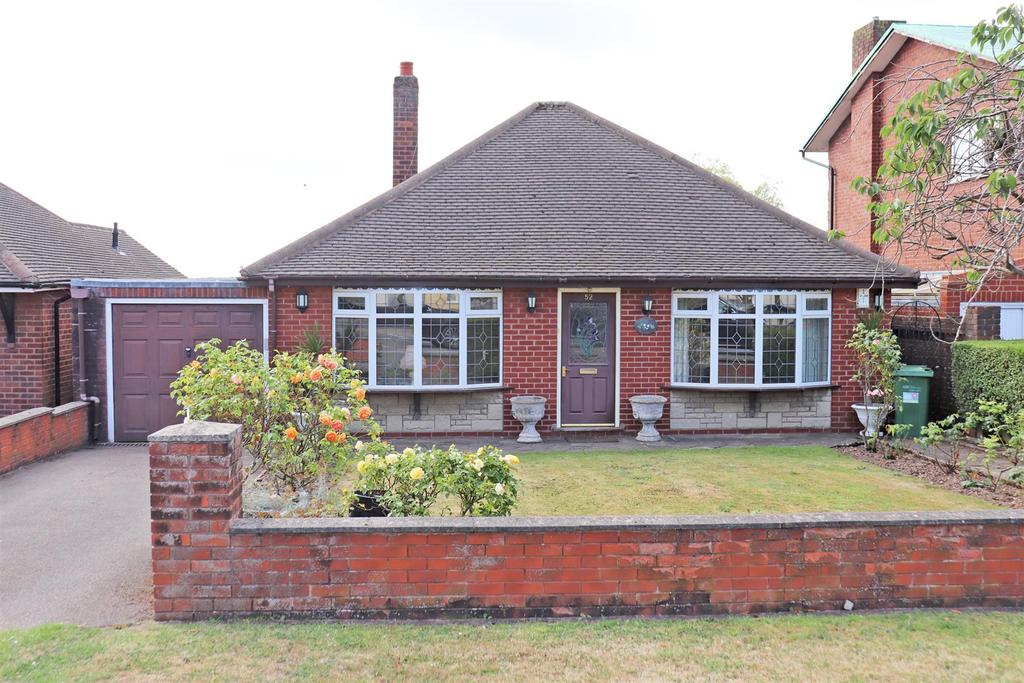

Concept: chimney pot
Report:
left=393, top=61, right=419, bottom=186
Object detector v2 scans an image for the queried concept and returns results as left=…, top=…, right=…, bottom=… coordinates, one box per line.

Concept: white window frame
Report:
left=670, top=290, right=832, bottom=388
left=332, top=288, right=502, bottom=390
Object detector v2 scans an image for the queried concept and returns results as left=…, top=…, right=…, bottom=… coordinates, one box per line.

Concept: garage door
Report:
left=111, top=303, right=264, bottom=441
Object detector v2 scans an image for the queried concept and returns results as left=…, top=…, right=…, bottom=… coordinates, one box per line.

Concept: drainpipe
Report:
left=267, top=278, right=276, bottom=355
left=800, top=149, right=836, bottom=234
left=72, top=295, right=101, bottom=442
left=52, top=293, right=72, bottom=406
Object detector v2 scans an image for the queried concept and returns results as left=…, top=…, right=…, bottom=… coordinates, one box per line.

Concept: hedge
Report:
left=951, top=340, right=1024, bottom=414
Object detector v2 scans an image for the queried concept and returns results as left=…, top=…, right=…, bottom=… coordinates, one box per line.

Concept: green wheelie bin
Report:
left=894, top=365, right=934, bottom=437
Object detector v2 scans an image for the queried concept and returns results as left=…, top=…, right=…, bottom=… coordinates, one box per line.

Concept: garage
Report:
left=105, top=299, right=267, bottom=442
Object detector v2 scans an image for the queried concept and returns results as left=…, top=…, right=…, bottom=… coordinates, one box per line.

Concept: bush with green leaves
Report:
left=354, top=444, right=521, bottom=516
left=917, top=414, right=970, bottom=475
left=952, top=341, right=1024, bottom=415
left=170, top=339, right=383, bottom=492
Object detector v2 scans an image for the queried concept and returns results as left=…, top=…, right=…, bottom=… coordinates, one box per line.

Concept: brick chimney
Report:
left=393, top=61, right=418, bottom=186
left=852, top=18, right=903, bottom=72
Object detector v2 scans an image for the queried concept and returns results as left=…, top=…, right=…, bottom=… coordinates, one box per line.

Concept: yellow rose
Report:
left=477, top=447, right=485, bottom=456
left=402, top=447, right=416, bottom=458
left=356, top=460, right=368, bottom=474
left=354, top=440, right=364, bottom=451
left=409, top=467, right=424, bottom=480
left=350, top=379, right=361, bottom=389
left=494, top=483, right=505, bottom=495
left=385, top=453, right=399, bottom=465
left=471, top=458, right=484, bottom=471
left=502, top=454, right=520, bottom=466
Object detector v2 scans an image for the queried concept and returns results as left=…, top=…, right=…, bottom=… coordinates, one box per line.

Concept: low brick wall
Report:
left=0, top=401, right=90, bottom=475
left=150, top=422, right=1024, bottom=621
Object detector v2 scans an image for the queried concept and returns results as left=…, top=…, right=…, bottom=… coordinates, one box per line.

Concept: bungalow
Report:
left=234, top=63, right=919, bottom=437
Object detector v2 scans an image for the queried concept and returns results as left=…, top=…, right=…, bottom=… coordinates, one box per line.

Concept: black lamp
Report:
left=526, top=291, right=537, bottom=313
left=642, top=294, right=654, bottom=314
left=295, top=290, right=309, bottom=313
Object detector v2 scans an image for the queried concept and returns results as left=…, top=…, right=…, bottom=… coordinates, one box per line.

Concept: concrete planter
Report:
left=510, top=395, right=546, bottom=443
left=630, top=394, right=668, bottom=442
left=852, top=403, right=890, bottom=437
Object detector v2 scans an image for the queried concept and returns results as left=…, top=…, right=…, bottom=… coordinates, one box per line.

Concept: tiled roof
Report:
left=244, top=102, right=918, bottom=287
left=0, top=182, right=182, bottom=286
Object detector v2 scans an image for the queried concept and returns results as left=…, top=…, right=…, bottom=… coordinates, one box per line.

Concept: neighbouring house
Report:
left=0, top=182, right=182, bottom=421
left=231, top=62, right=919, bottom=438
left=801, top=19, right=1024, bottom=339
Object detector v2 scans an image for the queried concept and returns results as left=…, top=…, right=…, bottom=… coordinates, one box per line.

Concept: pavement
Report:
left=0, top=444, right=152, bottom=629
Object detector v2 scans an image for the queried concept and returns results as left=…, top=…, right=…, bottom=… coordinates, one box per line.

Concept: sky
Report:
left=0, top=0, right=1009, bottom=277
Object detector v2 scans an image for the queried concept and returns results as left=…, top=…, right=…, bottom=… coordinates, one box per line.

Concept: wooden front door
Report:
left=560, top=292, right=617, bottom=426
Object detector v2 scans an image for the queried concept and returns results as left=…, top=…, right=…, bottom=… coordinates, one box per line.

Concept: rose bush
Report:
left=170, top=339, right=383, bottom=492
left=353, top=444, right=521, bottom=516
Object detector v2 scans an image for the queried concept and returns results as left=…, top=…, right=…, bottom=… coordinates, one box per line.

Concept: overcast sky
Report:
left=0, top=0, right=1008, bottom=277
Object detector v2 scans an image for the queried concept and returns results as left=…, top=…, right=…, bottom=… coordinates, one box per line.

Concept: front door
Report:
left=560, top=292, right=617, bottom=426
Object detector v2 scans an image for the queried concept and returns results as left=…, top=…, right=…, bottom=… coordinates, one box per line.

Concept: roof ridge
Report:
left=560, top=102, right=916, bottom=282
left=241, top=102, right=544, bottom=277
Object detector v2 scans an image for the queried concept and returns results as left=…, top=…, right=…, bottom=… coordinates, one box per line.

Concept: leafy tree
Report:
left=849, top=6, right=1024, bottom=298
left=697, top=157, right=785, bottom=208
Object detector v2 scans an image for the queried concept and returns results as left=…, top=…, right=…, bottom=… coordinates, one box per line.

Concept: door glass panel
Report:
left=568, top=301, right=609, bottom=364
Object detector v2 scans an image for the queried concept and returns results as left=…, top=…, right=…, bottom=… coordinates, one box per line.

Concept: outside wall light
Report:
left=642, top=294, right=654, bottom=315
left=295, top=290, right=309, bottom=313
left=526, top=291, right=537, bottom=313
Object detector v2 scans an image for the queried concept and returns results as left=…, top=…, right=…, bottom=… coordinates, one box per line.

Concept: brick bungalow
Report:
left=0, top=182, right=181, bottom=420
left=230, top=63, right=918, bottom=438
left=801, top=20, right=1024, bottom=338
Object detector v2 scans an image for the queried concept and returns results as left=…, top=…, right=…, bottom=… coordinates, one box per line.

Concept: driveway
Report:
left=0, top=445, right=152, bottom=629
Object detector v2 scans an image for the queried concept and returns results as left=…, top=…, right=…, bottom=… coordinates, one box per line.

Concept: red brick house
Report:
left=801, top=20, right=1024, bottom=338
left=0, top=182, right=181, bottom=419
left=227, top=63, right=918, bottom=438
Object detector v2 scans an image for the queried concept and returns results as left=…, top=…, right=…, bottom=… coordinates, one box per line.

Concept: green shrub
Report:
left=951, top=340, right=1024, bottom=414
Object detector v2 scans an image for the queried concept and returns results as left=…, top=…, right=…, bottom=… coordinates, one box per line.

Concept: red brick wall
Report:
left=830, top=289, right=861, bottom=431
left=940, top=275, right=1024, bottom=318
left=0, top=402, right=89, bottom=474
left=502, top=287, right=559, bottom=433
left=619, top=289, right=671, bottom=433
left=273, top=285, right=332, bottom=353
left=0, top=290, right=71, bottom=416
left=150, top=423, right=1024, bottom=621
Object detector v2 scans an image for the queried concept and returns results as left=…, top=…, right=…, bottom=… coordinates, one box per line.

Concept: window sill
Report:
left=365, top=385, right=512, bottom=394
left=663, top=383, right=838, bottom=393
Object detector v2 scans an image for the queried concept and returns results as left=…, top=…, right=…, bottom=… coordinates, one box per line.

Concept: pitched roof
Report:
left=0, top=182, right=183, bottom=286
left=803, top=23, right=994, bottom=153
left=244, top=102, right=918, bottom=287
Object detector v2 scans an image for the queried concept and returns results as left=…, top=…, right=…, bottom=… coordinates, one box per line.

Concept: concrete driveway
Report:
left=0, top=445, right=152, bottom=629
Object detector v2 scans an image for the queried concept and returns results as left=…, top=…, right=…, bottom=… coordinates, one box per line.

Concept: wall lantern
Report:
left=526, top=291, right=537, bottom=313
left=295, top=290, right=309, bottom=313
left=642, top=294, right=654, bottom=315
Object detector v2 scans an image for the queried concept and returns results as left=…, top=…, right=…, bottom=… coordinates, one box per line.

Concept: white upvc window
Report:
left=671, top=290, right=831, bottom=388
left=332, top=289, right=502, bottom=389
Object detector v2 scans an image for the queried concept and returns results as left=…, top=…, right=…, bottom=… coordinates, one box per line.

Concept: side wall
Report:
left=150, top=423, right=1024, bottom=621
left=0, top=290, right=73, bottom=417
left=0, top=401, right=89, bottom=474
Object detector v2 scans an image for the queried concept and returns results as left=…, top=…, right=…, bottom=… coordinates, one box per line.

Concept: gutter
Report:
left=799, top=150, right=836, bottom=235
left=52, top=293, right=71, bottom=406
left=70, top=290, right=101, bottom=442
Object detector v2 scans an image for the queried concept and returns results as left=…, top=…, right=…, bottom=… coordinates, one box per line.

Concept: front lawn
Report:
left=4, top=611, right=1024, bottom=681
left=510, top=446, right=998, bottom=515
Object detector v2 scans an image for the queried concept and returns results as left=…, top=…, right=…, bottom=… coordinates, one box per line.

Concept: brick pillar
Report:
left=149, top=422, right=243, bottom=620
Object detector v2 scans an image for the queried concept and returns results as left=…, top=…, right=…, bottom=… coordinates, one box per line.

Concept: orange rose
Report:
left=319, top=412, right=332, bottom=427
left=325, top=430, right=338, bottom=443
left=290, top=373, right=303, bottom=384
left=355, top=387, right=366, bottom=401
left=331, top=420, right=343, bottom=431
left=284, top=426, right=298, bottom=440
left=190, top=360, right=200, bottom=369
left=336, top=432, right=347, bottom=443
left=358, top=405, right=373, bottom=421
left=309, top=368, right=323, bottom=382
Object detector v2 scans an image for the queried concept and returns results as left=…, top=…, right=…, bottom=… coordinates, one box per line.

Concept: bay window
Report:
left=671, top=290, right=830, bottom=387
left=333, top=289, right=502, bottom=389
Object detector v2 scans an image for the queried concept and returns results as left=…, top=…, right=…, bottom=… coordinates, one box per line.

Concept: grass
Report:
left=509, top=446, right=997, bottom=515
left=3, top=611, right=1023, bottom=681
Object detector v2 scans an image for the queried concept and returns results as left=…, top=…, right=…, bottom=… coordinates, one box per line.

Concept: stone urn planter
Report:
left=851, top=403, right=890, bottom=438
left=510, top=395, right=546, bottom=443
left=629, top=394, right=668, bottom=442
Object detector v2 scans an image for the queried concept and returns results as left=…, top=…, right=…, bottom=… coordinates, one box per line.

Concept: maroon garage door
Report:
left=111, top=303, right=264, bottom=441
